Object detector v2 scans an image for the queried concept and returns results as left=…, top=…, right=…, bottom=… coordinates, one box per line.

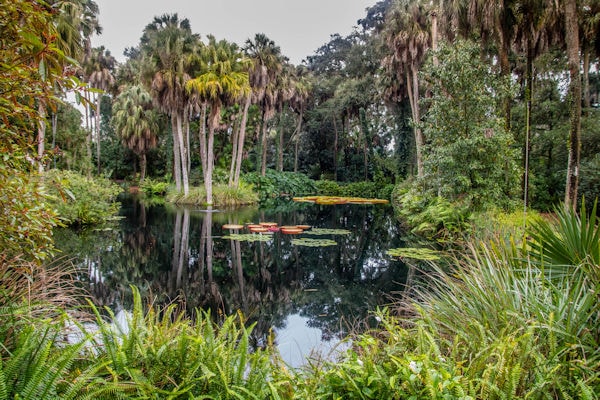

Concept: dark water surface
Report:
left=54, top=196, right=411, bottom=366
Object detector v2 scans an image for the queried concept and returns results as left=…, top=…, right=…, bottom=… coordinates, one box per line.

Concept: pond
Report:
left=54, top=195, right=412, bottom=367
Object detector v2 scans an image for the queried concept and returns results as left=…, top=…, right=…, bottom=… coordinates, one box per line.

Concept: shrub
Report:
left=243, top=170, right=317, bottom=202
left=45, top=170, right=122, bottom=226
left=315, top=180, right=342, bottom=196
left=392, top=181, right=471, bottom=240
left=140, top=178, right=169, bottom=197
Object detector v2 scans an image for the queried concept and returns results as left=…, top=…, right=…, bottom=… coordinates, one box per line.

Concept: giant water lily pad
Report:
left=292, top=195, right=389, bottom=205
left=386, top=247, right=440, bottom=261
left=222, top=233, right=273, bottom=242
left=304, top=228, right=352, bottom=236
left=291, top=238, right=338, bottom=247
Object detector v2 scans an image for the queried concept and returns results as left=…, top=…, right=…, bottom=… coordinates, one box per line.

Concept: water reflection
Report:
left=54, top=196, right=411, bottom=366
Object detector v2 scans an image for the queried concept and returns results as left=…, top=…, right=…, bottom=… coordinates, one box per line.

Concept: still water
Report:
left=54, top=196, right=411, bottom=367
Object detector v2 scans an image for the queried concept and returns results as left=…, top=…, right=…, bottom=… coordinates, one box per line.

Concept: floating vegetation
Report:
left=386, top=247, right=441, bottom=261
left=222, top=233, right=273, bottom=242
left=291, top=238, right=338, bottom=247
left=281, top=227, right=304, bottom=234
left=304, top=228, right=352, bottom=236
left=222, top=224, right=244, bottom=230
left=292, top=195, right=389, bottom=205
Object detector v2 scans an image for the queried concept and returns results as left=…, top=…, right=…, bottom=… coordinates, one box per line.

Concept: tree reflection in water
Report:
left=54, top=196, right=411, bottom=366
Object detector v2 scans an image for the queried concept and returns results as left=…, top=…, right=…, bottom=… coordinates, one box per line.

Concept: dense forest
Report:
left=1, top=0, right=599, bottom=398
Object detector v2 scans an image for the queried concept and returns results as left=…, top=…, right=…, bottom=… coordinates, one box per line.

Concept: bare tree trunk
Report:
left=198, top=103, right=208, bottom=178
left=206, top=125, right=215, bottom=205
left=260, top=113, right=268, bottom=176
left=294, top=108, right=303, bottom=173
left=407, top=67, right=423, bottom=177
left=176, top=112, right=189, bottom=196
left=140, top=153, right=147, bottom=182
left=233, top=95, right=251, bottom=187
left=583, top=47, right=591, bottom=110
left=564, top=0, right=581, bottom=210
left=96, top=94, right=101, bottom=175
left=277, top=110, right=284, bottom=172
left=171, top=116, right=182, bottom=192
left=333, top=115, right=339, bottom=180
left=37, top=102, right=46, bottom=173
left=51, top=112, right=57, bottom=169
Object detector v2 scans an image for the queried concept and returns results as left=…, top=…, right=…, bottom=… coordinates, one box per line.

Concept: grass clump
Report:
left=167, top=182, right=259, bottom=206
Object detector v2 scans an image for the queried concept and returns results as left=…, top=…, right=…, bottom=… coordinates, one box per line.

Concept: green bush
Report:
left=44, top=169, right=122, bottom=226
left=315, top=179, right=342, bottom=196
left=139, top=178, right=169, bottom=197
left=341, top=181, right=380, bottom=198
left=243, top=170, right=317, bottom=202
left=392, top=181, right=471, bottom=240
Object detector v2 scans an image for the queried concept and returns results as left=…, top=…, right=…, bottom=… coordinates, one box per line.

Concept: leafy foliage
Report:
left=420, top=40, right=520, bottom=210
left=44, top=169, right=122, bottom=226
left=243, top=169, right=317, bottom=202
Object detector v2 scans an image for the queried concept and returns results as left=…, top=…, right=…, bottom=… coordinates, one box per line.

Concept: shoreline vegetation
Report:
left=2, top=198, right=598, bottom=398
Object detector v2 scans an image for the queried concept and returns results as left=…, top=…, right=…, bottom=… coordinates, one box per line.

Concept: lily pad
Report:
left=222, top=233, right=273, bottom=242
left=386, top=247, right=440, bottom=261
left=291, top=238, right=338, bottom=247
left=304, top=228, right=352, bottom=236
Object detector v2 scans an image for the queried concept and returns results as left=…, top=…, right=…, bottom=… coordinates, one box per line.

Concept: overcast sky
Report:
left=91, top=0, right=378, bottom=65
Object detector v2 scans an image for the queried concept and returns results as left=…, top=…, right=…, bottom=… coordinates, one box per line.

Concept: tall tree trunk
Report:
left=176, top=112, right=189, bottom=196
left=583, top=46, right=591, bottom=111
left=37, top=102, right=46, bottom=173
left=294, top=108, right=303, bottom=173
left=198, top=103, right=208, bottom=178
left=206, top=124, right=215, bottom=205
left=277, top=110, right=284, bottom=172
left=333, top=115, right=339, bottom=181
left=260, top=111, right=269, bottom=176
left=140, top=153, right=147, bottom=182
left=564, top=0, right=582, bottom=210
left=85, top=90, right=92, bottom=177
left=233, top=95, right=251, bottom=187
left=185, top=112, right=191, bottom=173
left=229, top=116, right=239, bottom=186
left=95, top=94, right=101, bottom=175
left=51, top=112, right=57, bottom=169
left=523, top=43, right=534, bottom=210
left=407, top=67, right=423, bottom=177
left=171, top=116, right=182, bottom=192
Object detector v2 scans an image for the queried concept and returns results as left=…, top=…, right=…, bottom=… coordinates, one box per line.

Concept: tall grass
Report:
left=296, top=202, right=600, bottom=398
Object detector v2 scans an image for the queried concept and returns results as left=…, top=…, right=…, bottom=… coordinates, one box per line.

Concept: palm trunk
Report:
left=294, top=108, right=303, bottom=173
left=407, top=66, right=423, bottom=177
left=176, top=112, right=189, bottom=196
left=198, top=103, right=208, bottom=178
left=277, top=110, right=284, bottom=172
left=140, top=153, right=147, bottom=182
left=171, top=116, right=182, bottom=192
left=260, top=112, right=269, bottom=176
left=233, top=95, right=251, bottom=187
left=333, top=115, right=339, bottom=180
left=96, top=94, right=101, bottom=175
left=564, top=0, right=581, bottom=210
left=206, top=124, right=215, bottom=206
left=37, top=102, right=46, bottom=173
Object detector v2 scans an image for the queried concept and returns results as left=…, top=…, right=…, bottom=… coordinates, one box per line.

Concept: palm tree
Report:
left=186, top=37, right=251, bottom=205
left=140, top=14, right=197, bottom=196
left=382, top=0, right=431, bottom=178
left=36, top=0, right=101, bottom=174
left=244, top=33, right=285, bottom=176
left=112, top=85, right=159, bottom=182
left=565, top=0, right=582, bottom=209
left=84, top=46, right=116, bottom=175
left=289, top=66, right=312, bottom=172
